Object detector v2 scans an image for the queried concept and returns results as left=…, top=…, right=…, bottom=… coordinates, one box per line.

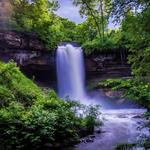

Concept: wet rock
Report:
left=85, top=53, right=131, bottom=79
left=0, top=30, right=131, bottom=82
left=4, top=32, right=21, bottom=47
left=136, top=121, right=145, bottom=125
left=117, top=114, right=127, bottom=118
left=116, top=98, right=126, bottom=104
left=44, top=143, right=53, bottom=149
left=86, top=138, right=94, bottom=143
left=80, top=139, right=86, bottom=143
left=0, top=31, right=45, bottom=50
left=132, top=115, right=144, bottom=119
left=132, top=147, right=145, bottom=150
left=105, top=90, right=123, bottom=99
left=89, top=135, right=95, bottom=139
left=95, top=129, right=101, bottom=134
left=54, top=143, right=61, bottom=148
left=29, top=38, right=44, bottom=51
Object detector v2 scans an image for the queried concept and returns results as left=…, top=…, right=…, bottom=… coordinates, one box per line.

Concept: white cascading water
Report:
left=56, top=44, right=150, bottom=150
left=56, top=44, right=86, bottom=101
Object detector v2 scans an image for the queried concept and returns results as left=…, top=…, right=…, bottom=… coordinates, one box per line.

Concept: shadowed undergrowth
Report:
left=0, top=61, right=101, bottom=150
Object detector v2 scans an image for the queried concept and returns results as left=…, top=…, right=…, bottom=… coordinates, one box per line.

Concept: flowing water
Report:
left=56, top=44, right=86, bottom=101
left=73, top=109, right=149, bottom=150
left=56, top=44, right=149, bottom=150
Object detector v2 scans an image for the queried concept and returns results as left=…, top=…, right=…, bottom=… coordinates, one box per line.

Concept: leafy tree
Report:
left=111, top=0, right=150, bottom=22
left=59, top=18, right=77, bottom=42
left=108, top=0, right=150, bottom=80
left=11, top=0, right=63, bottom=49
left=121, top=7, right=150, bottom=80
left=72, top=0, right=112, bottom=41
left=11, top=0, right=79, bottom=49
left=75, top=17, right=97, bottom=44
left=12, top=0, right=58, bottom=30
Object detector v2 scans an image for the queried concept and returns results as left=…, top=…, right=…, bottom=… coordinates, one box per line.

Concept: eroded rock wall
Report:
left=0, top=31, right=131, bottom=83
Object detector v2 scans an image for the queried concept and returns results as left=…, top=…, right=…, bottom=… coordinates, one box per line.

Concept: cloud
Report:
left=55, top=0, right=117, bottom=29
left=56, top=0, right=85, bottom=24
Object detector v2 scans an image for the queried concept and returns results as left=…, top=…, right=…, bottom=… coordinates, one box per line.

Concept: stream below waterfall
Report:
left=56, top=44, right=150, bottom=150
left=72, top=109, right=149, bottom=150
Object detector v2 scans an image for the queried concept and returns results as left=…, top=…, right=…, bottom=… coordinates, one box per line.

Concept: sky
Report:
left=56, top=0, right=117, bottom=29
left=56, top=0, right=85, bottom=24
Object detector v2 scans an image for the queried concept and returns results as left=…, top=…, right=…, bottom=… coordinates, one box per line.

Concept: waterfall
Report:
left=56, top=44, right=86, bottom=101
left=56, top=43, right=138, bottom=107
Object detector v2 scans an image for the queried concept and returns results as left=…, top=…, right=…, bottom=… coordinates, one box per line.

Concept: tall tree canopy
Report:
left=111, top=0, right=150, bottom=22
left=110, top=0, right=150, bottom=80
left=10, top=0, right=150, bottom=80
left=12, top=0, right=59, bottom=30
left=11, top=0, right=77, bottom=49
left=72, top=0, right=112, bottom=40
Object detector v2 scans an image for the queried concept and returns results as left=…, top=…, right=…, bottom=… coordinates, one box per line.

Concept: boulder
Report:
left=0, top=30, right=45, bottom=51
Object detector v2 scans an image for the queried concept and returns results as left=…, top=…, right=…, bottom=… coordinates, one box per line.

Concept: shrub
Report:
left=97, top=79, right=150, bottom=110
left=0, top=86, right=15, bottom=107
left=0, top=61, right=101, bottom=149
left=82, top=105, right=101, bottom=134
left=0, top=61, right=42, bottom=106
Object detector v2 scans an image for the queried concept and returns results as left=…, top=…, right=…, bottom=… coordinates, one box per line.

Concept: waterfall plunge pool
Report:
left=55, top=44, right=150, bottom=150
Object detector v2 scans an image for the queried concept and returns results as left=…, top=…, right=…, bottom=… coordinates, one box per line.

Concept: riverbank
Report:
left=72, top=109, right=149, bottom=150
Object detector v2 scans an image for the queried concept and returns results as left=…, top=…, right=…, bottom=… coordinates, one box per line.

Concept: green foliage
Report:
left=12, top=0, right=59, bottom=30
left=60, top=18, right=77, bottom=42
left=0, top=86, right=15, bottom=107
left=0, top=61, right=42, bottom=106
left=97, top=79, right=150, bottom=110
left=115, top=138, right=150, bottom=150
left=35, top=17, right=77, bottom=49
left=140, top=138, right=150, bottom=149
left=75, top=17, right=98, bottom=45
left=117, top=3, right=150, bottom=80
left=82, top=105, right=101, bottom=134
left=75, top=0, right=150, bottom=79
left=0, top=62, right=101, bottom=149
left=75, top=19, right=127, bottom=55
left=11, top=0, right=77, bottom=50
left=73, top=0, right=112, bottom=40
left=82, top=34, right=122, bottom=55
left=115, top=144, right=135, bottom=150
left=97, top=78, right=132, bottom=89
left=111, top=0, right=150, bottom=23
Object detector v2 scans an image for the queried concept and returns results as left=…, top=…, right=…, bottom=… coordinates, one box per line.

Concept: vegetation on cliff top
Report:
left=97, top=78, right=150, bottom=110
left=11, top=0, right=150, bottom=81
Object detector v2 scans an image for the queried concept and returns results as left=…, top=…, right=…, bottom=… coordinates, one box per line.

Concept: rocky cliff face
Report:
left=0, top=30, right=46, bottom=51
left=0, top=31, right=131, bottom=84
left=85, top=53, right=131, bottom=79
left=0, top=31, right=56, bottom=84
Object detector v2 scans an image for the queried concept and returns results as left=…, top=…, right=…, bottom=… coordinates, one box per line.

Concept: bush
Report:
left=82, top=38, right=119, bottom=55
left=97, top=78, right=150, bottom=110
left=115, top=144, right=135, bottom=150
left=0, top=61, right=42, bottom=106
left=0, top=86, right=15, bottom=107
left=115, top=138, right=150, bottom=150
left=82, top=105, right=101, bottom=134
left=0, top=61, right=101, bottom=149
